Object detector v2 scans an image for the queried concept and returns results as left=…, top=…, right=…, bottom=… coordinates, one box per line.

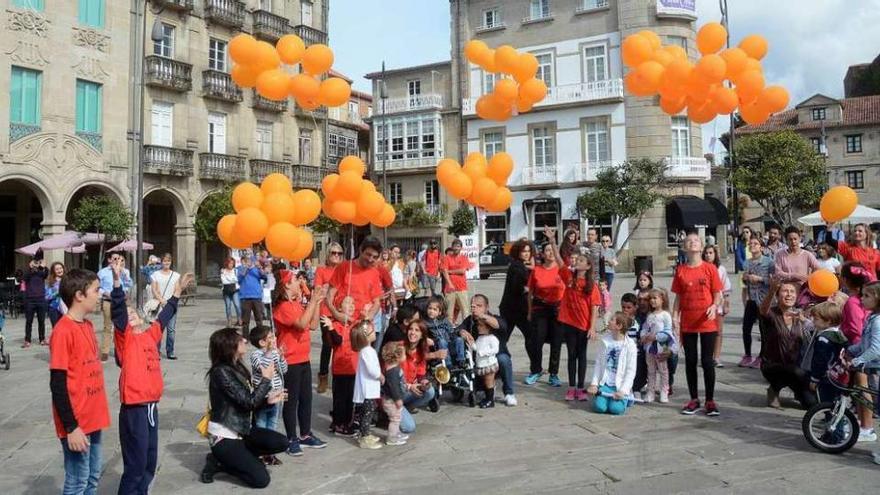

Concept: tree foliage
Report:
left=311, top=213, right=343, bottom=237
left=447, top=203, right=475, bottom=237
left=394, top=202, right=446, bottom=228
left=730, top=130, right=826, bottom=227
left=575, top=157, right=670, bottom=254
left=194, top=187, right=233, bottom=242
left=71, top=195, right=134, bottom=240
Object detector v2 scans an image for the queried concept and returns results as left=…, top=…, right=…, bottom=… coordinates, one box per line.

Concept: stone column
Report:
left=175, top=224, right=197, bottom=278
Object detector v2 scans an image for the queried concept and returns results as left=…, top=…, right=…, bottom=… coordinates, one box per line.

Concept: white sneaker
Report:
left=644, top=390, right=655, bottom=404
left=858, top=429, right=878, bottom=442
left=504, top=394, right=517, bottom=406
left=872, top=452, right=880, bottom=465
left=659, top=391, right=669, bottom=403
left=632, top=391, right=642, bottom=401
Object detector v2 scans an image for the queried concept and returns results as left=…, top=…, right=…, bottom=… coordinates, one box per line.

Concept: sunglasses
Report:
left=330, top=251, right=344, bottom=255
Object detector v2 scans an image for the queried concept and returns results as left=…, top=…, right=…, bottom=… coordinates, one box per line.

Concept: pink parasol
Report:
left=107, top=239, right=154, bottom=252
left=15, top=231, right=82, bottom=256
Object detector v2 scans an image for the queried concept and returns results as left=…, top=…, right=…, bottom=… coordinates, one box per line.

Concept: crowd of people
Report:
left=14, top=220, right=879, bottom=493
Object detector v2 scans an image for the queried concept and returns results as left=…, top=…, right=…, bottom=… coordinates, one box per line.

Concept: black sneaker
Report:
left=332, top=425, right=357, bottom=438
left=200, top=454, right=221, bottom=484
left=681, top=399, right=701, bottom=415
left=704, top=400, right=720, bottom=417
left=428, top=397, right=440, bottom=412
left=299, top=434, right=327, bottom=449
left=479, top=399, right=495, bottom=409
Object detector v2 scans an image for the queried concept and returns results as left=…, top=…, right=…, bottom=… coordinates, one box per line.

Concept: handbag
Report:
left=196, top=405, right=211, bottom=438
left=144, top=273, right=174, bottom=318
left=222, top=283, right=237, bottom=297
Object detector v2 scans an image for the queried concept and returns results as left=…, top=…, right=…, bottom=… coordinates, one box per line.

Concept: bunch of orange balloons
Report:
left=464, top=40, right=549, bottom=121
left=228, top=33, right=351, bottom=110
left=819, top=185, right=858, bottom=223
left=321, top=156, right=396, bottom=228
left=436, top=152, right=513, bottom=213
left=622, top=23, right=789, bottom=125
left=216, top=174, right=322, bottom=261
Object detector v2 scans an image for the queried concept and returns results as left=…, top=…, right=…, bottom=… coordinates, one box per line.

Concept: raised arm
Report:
left=110, top=261, right=128, bottom=332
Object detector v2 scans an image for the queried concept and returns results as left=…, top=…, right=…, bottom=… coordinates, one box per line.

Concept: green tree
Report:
left=575, top=157, right=670, bottom=254
left=70, top=195, right=134, bottom=261
left=394, top=202, right=446, bottom=228
left=311, top=213, right=343, bottom=237
left=447, top=203, right=475, bottom=237
left=731, top=130, right=826, bottom=226
left=194, top=187, right=233, bottom=242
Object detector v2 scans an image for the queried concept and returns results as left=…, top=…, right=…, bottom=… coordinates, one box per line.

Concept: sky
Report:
left=329, top=0, right=880, bottom=153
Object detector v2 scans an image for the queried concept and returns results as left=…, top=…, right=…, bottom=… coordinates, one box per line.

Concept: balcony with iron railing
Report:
left=252, top=90, right=288, bottom=112
left=204, top=0, right=246, bottom=28
left=250, top=159, right=289, bottom=182
left=522, top=9, right=553, bottom=24
left=576, top=0, right=610, bottom=14
left=145, top=56, right=192, bottom=92
left=150, top=0, right=193, bottom=12
left=291, top=164, right=323, bottom=189
left=381, top=94, right=444, bottom=114
left=665, top=156, right=711, bottom=181
left=377, top=155, right=439, bottom=172
left=294, top=104, right=327, bottom=119
left=252, top=9, right=290, bottom=42
left=294, top=24, right=327, bottom=46
left=203, top=70, right=243, bottom=103
left=475, top=21, right=507, bottom=33
left=519, top=158, right=709, bottom=186
left=199, top=153, right=247, bottom=181
left=327, top=107, right=367, bottom=127
left=143, top=145, right=194, bottom=176
left=463, top=79, right=622, bottom=115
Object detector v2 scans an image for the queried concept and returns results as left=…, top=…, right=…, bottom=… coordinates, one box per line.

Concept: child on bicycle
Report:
left=804, top=301, right=846, bottom=403
left=844, top=281, right=880, bottom=448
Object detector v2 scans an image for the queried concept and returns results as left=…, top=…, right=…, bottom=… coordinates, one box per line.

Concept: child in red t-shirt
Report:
left=671, top=232, right=723, bottom=416
left=111, top=262, right=192, bottom=493
left=49, top=268, right=109, bottom=494
left=322, top=296, right=359, bottom=437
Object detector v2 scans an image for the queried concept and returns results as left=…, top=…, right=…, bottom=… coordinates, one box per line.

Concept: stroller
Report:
left=0, top=309, right=10, bottom=370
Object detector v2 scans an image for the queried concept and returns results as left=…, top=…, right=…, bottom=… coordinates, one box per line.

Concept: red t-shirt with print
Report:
left=330, top=321, right=358, bottom=376
left=49, top=316, right=111, bottom=438
left=329, top=260, right=384, bottom=316
left=528, top=264, right=565, bottom=305
left=558, top=267, right=602, bottom=331
left=671, top=262, right=722, bottom=333
left=314, top=265, right=335, bottom=317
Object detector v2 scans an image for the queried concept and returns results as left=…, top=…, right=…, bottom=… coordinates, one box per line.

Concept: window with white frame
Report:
left=583, top=45, right=607, bottom=82
left=376, top=117, right=440, bottom=162
left=483, top=8, right=500, bottom=28
left=408, top=80, right=421, bottom=96
left=208, top=112, right=226, bottom=154
left=535, top=53, right=553, bottom=87
left=425, top=180, right=440, bottom=207
left=529, top=0, right=549, bottom=19
left=255, top=121, right=273, bottom=160
left=209, top=38, right=228, bottom=72
left=390, top=123, right=404, bottom=160
left=153, top=23, right=174, bottom=58
left=667, top=35, right=688, bottom=53
left=150, top=101, right=173, bottom=147
left=376, top=124, right=386, bottom=155
left=422, top=120, right=436, bottom=156
left=406, top=121, right=420, bottom=158
left=483, top=71, right=496, bottom=94
left=389, top=182, right=403, bottom=204
left=301, top=0, right=313, bottom=25
left=584, top=118, right=609, bottom=163
left=671, top=116, right=690, bottom=157
left=483, top=131, right=504, bottom=158
left=582, top=0, right=608, bottom=9
left=846, top=134, right=863, bottom=153
left=532, top=125, right=555, bottom=167
left=298, top=128, right=312, bottom=163
left=484, top=214, right=508, bottom=244
left=348, top=101, right=358, bottom=118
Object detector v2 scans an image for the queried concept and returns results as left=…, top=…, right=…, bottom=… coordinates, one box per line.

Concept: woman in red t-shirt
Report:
left=315, top=242, right=344, bottom=394
left=524, top=239, right=566, bottom=387
left=399, top=320, right=445, bottom=433
left=827, top=223, right=880, bottom=277
left=671, top=233, right=723, bottom=416
left=544, top=227, right=601, bottom=402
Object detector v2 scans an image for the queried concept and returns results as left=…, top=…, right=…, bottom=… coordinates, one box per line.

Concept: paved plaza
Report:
left=2, top=272, right=880, bottom=494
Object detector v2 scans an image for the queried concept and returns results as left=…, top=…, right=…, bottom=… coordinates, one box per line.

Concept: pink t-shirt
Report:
left=773, top=249, right=821, bottom=284
left=841, top=295, right=867, bottom=345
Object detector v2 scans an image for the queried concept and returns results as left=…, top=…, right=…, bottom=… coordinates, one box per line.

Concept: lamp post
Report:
left=380, top=62, right=388, bottom=246
left=720, top=0, right=739, bottom=273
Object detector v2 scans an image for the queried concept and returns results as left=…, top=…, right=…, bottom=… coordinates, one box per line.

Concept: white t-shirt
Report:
left=354, top=347, right=381, bottom=403
left=817, top=257, right=841, bottom=272
left=152, top=270, right=180, bottom=302
left=601, top=339, right=624, bottom=387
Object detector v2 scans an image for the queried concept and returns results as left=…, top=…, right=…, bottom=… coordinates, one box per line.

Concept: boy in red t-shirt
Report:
left=671, top=232, right=723, bottom=416
left=111, top=261, right=192, bottom=493
left=49, top=268, right=110, bottom=494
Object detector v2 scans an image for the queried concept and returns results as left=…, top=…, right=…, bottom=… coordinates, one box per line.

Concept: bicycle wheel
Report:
left=802, top=401, right=859, bottom=454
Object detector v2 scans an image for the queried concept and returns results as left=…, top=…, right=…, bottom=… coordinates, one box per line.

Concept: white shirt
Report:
left=474, top=334, right=499, bottom=369
left=817, top=257, right=841, bottom=272
left=354, top=347, right=381, bottom=403
left=152, top=270, right=180, bottom=302
left=262, top=272, right=275, bottom=304
left=590, top=334, right=638, bottom=395
left=220, top=268, right=239, bottom=287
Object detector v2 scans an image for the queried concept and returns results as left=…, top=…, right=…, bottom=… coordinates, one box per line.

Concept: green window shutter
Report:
left=75, top=80, right=86, bottom=132
left=10, top=67, right=41, bottom=126
left=79, top=0, right=104, bottom=28
left=13, top=0, right=45, bottom=10
left=75, top=80, right=103, bottom=133
left=10, top=68, right=22, bottom=124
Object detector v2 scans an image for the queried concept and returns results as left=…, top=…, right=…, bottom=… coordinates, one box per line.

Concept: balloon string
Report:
left=346, top=223, right=354, bottom=317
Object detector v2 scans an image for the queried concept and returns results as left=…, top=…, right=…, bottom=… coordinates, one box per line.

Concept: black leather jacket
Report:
left=208, top=363, right=271, bottom=437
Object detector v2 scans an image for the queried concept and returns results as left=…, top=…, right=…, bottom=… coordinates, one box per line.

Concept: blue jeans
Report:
left=254, top=403, right=280, bottom=432
left=224, top=291, right=241, bottom=322
left=400, top=385, right=437, bottom=433
left=61, top=430, right=103, bottom=495
left=593, top=385, right=628, bottom=416
left=497, top=352, right=514, bottom=396
left=372, top=311, right=385, bottom=352
left=118, top=404, right=158, bottom=495
left=157, top=313, right=177, bottom=356
left=604, top=272, right=615, bottom=290
left=435, top=335, right=466, bottom=367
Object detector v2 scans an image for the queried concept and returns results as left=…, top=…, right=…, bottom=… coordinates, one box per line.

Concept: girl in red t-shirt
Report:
left=321, top=296, right=358, bottom=437
left=671, top=233, right=723, bottom=417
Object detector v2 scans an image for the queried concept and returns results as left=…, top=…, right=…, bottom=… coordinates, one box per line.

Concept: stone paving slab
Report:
left=1, top=274, right=880, bottom=494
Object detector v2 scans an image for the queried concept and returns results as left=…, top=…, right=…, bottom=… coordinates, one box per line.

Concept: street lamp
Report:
left=719, top=0, right=740, bottom=273
left=380, top=62, right=388, bottom=246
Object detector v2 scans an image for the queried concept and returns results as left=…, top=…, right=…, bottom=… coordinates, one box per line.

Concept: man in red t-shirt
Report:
left=327, top=237, right=385, bottom=345
left=421, top=240, right=442, bottom=296
left=671, top=232, right=723, bottom=417
left=441, top=238, right=474, bottom=324
left=49, top=268, right=110, bottom=493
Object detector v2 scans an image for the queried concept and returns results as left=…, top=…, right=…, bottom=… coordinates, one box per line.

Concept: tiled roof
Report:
left=736, top=95, right=880, bottom=134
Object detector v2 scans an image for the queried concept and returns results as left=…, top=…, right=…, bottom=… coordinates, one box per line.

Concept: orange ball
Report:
left=234, top=207, right=269, bottom=244
left=462, top=156, right=488, bottom=184
left=217, top=214, right=248, bottom=249
left=231, top=64, right=260, bottom=88
left=734, top=70, right=765, bottom=104
left=264, top=222, right=299, bottom=258
left=287, top=229, right=314, bottom=261
left=695, top=54, right=727, bottom=84
left=738, top=34, right=769, bottom=61
left=464, top=40, right=489, bottom=65
left=318, top=77, right=351, bottom=107
left=515, top=94, right=534, bottom=113
left=357, top=191, right=385, bottom=220
left=687, top=100, right=717, bottom=124
left=476, top=48, right=498, bottom=73
left=256, top=69, right=290, bottom=101
left=291, top=189, right=321, bottom=226
left=624, top=71, right=654, bottom=97
left=720, top=48, right=749, bottom=79
left=663, top=45, right=688, bottom=61
left=276, top=35, right=305, bottom=65
left=659, top=94, right=687, bottom=115
left=638, top=30, right=662, bottom=50
left=261, top=173, right=292, bottom=196
left=335, top=172, right=363, bottom=201
left=253, top=41, right=281, bottom=71
left=372, top=204, right=396, bottom=228
left=820, top=186, right=858, bottom=223
left=650, top=49, right=675, bottom=67
left=696, top=22, right=727, bottom=55
left=739, top=101, right=769, bottom=125
left=493, top=78, right=519, bottom=103
left=622, top=34, right=654, bottom=68
left=261, top=192, right=295, bottom=225
left=445, top=173, right=473, bottom=200
left=232, top=182, right=263, bottom=212
left=229, top=34, right=259, bottom=66
left=513, top=53, right=539, bottom=83
left=436, top=158, right=461, bottom=186
left=289, top=74, right=321, bottom=100
left=808, top=269, right=840, bottom=298
left=338, top=156, right=366, bottom=176
left=663, top=59, right=693, bottom=86
left=301, top=44, right=334, bottom=75
left=487, top=152, right=514, bottom=186
left=710, top=86, right=739, bottom=115
left=475, top=94, right=512, bottom=121
left=321, top=173, right=340, bottom=200
left=494, top=45, right=520, bottom=74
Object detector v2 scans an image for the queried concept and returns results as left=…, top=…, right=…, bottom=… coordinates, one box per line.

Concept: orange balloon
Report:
left=335, top=172, right=363, bottom=201
left=622, top=34, right=654, bottom=68
left=261, top=192, right=295, bottom=225
left=470, top=177, right=497, bottom=208
left=494, top=78, right=519, bottom=103
left=820, top=186, right=858, bottom=223
left=808, top=269, right=840, bottom=298
left=330, top=200, right=357, bottom=224
left=462, top=156, right=488, bottom=184
left=486, top=187, right=512, bottom=213
left=276, top=35, right=305, bottom=65
left=513, top=53, right=539, bottom=83
left=289, top=74, right=321, bottom=100
left=662, top=45, right=688, bottom=61
left=624, top=71, right=654, bottom=97
left=659, top=94, right=687, bottom=115
left=734, top=70, right=765, bottom=104
left=229, top=34, right=259, bottom=66
left=352, top=215, right=371, bottom=227
left=487, top=152, right=514, bottom=186
left=515, top=94, right=534, bottom=113
left=685, top=73, right=713, bottom=101
left=738, top=34, right=769, bottom=60
left=321, top=173, right=340, bottom=200
left=742, top=58, right=763, bottom=74
left=261, top=173, right=291, bottom=196
left=338, top=156, right=366, bottom=176
left=464, top=40, right=489, bottom=65
left=695, top=54, right=727, bottom=84
left=296, top=95, right=321, bottom=111
left=495, top=45, right=520, bottom=74
left=265, top=222, right=299, bottom=258
left=318, top=77, right=351, bottom=107
left=436, top=159, right=461, bottom=185
left=256, top=69, right=290, bottom=101
left=650, top=49, right=675, bottom=67
left=687, top=100, right=717, bottom=124
left=709, top=86, right=739, bottom=115
left=234, top=207, right=269, bottom=244
left=322, top=197, right=336, bottom=220
left=633, top=61, right=665, bottom=93
left=477, top=48, right=498, bottom=73
left=638, top=30, right=662, bottom=51
left=291, top=189, right=321, bottom=226
left=253, top=41, right=280, bottom=71
left=739, top=101, right=769, bottom=125
left=757, top=85, right=789, bottom=113
left=475, top=94, right=512, bottom=121
left=301, top=44, right=334, bottom=75
left=720, top=48, right=748, bottom=79
left=696, top=22, right=727, bottom=55
left=519, top=78, right=548, bottom=103
left=217, top=214, right=248, bottom=249
left=357, top=191, right=385, bottom=219
left=445, top=173, right=473, bottom=200
left=465, top=152, right=488, bottom=167
left=372, top=204, right=396, bottom=228
left=232, top=182, right=263, bottom=212
left=231, top=64, right=260, bottom=88
left=663, top=59, right=693, bottom=86
left=288, top=229, right=314, bottom=261
left=359, top=180, right=377, bottom=195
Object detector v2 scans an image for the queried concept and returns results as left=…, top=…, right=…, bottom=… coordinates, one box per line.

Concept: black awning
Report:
left=666, top=196, right=718, bottom=230
left=706, top=196, right=730, bottom=225
left=522, top=195, right=561, bottom=224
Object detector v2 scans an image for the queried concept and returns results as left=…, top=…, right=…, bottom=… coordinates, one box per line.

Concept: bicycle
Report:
left=802, top=362, right=878, bottom=454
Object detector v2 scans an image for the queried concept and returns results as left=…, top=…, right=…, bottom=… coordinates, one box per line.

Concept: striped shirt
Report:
left=250, top=348, right=287, bottom=391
